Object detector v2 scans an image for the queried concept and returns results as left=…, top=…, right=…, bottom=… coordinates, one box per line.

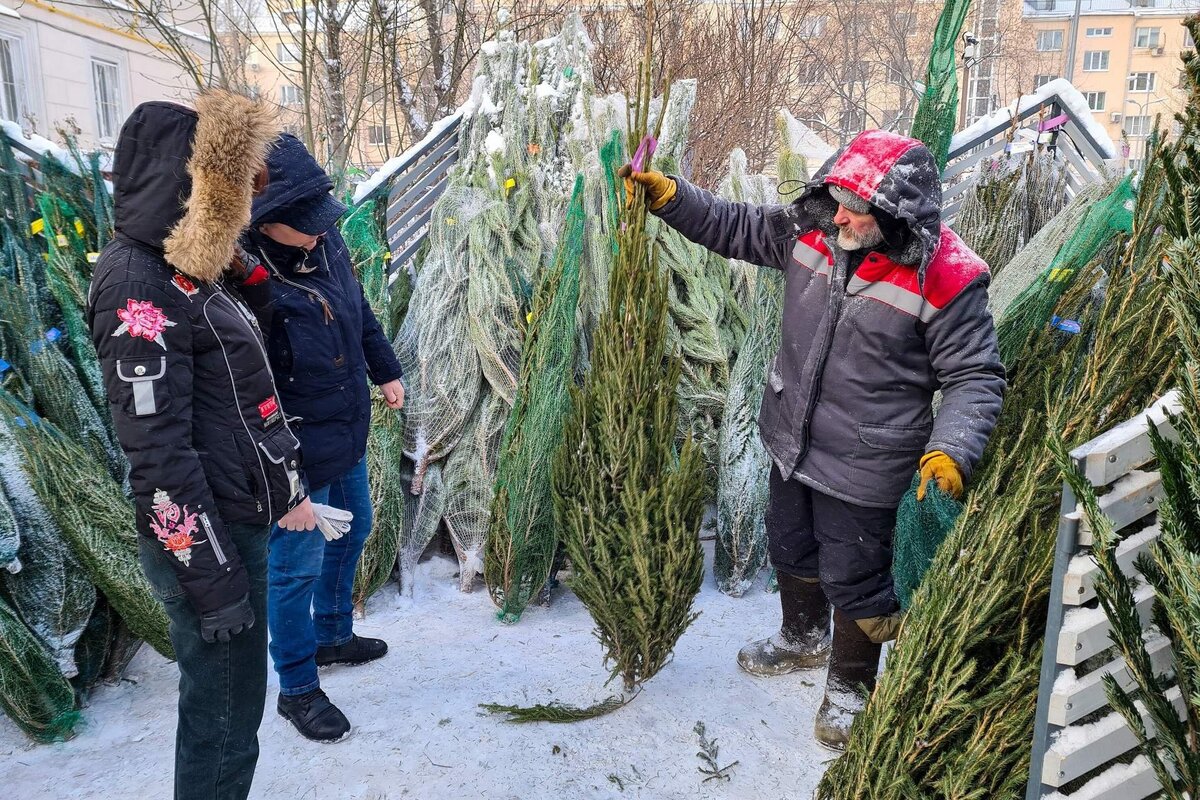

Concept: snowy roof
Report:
left=0, top=3, right=19, bottom=19
left=1, top=119, right=114, bottom=191
left=781, top=113, right=836, bottom=166
left=950, top=78, right=1116, bottom=160
left=351, top=111, right=464, bottom=206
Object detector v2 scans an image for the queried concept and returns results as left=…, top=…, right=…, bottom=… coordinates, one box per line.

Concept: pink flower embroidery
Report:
left=149, top=489, right=203, bottom=566
left=113, top=299, right=176, bottom=350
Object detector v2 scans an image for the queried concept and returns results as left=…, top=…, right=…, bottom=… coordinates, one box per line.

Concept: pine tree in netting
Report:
left=397, top=460, right=447, bottom=597
left=0, top=593, right=79, bottom=743
left=985, top=176, right=1119, bottom=322
left=0, top=278, right=124, bottom=481
left=817, top=76, right=1188, bottom=798
left=953, top=151, right=1070, bottom=277
left=0, top=422, right=95, bottom=677
left=553, top=61, right=706, bottom=691
left=649, top=80, right=735, bottom=497
left=395, top=183, right=483, bottom=493
left=0, top=393, right=174, bottom=660
left=443, top=389, right=508, bottom=591
left=0, top=480, right=17, bottom=575
left=578, top=131, right=627, bottom=371
left=485, top=176, right=585, bottom=623
left=909, top=0, right=974, bottom=170
left=341, top=198, right=409, bottom=611
left=714, top=148, right=782, bottom=596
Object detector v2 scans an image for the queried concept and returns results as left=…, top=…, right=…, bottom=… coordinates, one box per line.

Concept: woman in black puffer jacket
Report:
left=88, top=92, right=303, bottom=800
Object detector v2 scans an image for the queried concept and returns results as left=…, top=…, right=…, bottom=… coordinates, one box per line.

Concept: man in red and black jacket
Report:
left=88, top=93, right=304, bottom=799
left=625, top=130, right=1005, bottom=750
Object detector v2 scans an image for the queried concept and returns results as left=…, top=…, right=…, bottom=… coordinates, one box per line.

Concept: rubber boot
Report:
left=814, top=610, right=883, bottom=752
left=737, top=572, right=831, bottom=677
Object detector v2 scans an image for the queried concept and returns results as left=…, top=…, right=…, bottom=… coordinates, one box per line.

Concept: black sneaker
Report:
left=277, top=689, right=351, bottom=743
left=315, top=634, right=388, bottom=667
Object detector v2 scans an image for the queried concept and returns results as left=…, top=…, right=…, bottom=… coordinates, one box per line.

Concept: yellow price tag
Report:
left=504, top=177, right=517, bottom=196
left=446, top=216, right=456, bottom=225
left=30, top=218, right=44, bottom=235
left=56, top=234, right=69, bottom=248
left=87, top=252, right=100, bottom=264
left=74, top=219, right=85, bottom=236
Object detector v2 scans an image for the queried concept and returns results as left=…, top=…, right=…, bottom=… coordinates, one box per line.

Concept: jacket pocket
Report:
left=114, top=356, right=170, bottom=417
left=258, top=425, right=304, bottom=512
left=857, top=423, right=929, bottom=453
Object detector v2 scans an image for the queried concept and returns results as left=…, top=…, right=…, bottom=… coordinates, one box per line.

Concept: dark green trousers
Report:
left=139, top=523, right=269, bottom=800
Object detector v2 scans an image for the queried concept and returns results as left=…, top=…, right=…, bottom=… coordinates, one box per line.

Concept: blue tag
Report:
left=45, top=327, right=62, bottom=342
left=1051, top=316, right=1082, bottom=334
left=0, top=358, right=8, bottom=373
left=29, top=340, right=43, bottom=354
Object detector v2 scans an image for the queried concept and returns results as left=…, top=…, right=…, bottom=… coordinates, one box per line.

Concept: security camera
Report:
left=964, top=32, right=980, bottom=45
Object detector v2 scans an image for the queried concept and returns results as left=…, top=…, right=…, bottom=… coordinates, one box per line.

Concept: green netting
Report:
left=910, top=0, right=974, bottom=170
left=0, top=592, right=79, bottom=743
left=0, top=393, right=173, bottom=660
left=892, top=475, right=963, bottom=611
left=996, top=174, right=1135, bottom=365
left=486, top=175, right=585, bottom=623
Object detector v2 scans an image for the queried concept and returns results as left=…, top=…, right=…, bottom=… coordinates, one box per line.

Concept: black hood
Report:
left=251, top=133, right=335, bottom=226
left=112, top=101, right=198, bottom=252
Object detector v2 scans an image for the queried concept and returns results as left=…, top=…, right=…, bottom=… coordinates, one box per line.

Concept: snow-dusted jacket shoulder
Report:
left=655, top=130, right=1005, bottom=507
left=88, top=94, right=304, bottom=614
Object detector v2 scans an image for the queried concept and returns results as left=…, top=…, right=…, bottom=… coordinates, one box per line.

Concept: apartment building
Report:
left=1021, top=0, right=1198, bottom=168
left=0, top=0, right=210, bottom=151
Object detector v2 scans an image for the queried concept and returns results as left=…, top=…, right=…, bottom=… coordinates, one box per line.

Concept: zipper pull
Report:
left=321, top=298, right=333, bottom=323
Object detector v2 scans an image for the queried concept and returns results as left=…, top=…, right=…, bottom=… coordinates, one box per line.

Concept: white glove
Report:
left=311, top=503, right=353, bottom=542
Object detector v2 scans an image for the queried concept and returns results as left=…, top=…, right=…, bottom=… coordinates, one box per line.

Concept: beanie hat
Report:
left=827, top=184, right=872, bottom=214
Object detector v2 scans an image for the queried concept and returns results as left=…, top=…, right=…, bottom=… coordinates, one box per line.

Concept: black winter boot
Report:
left=277, top=689, right=351, bottom=743
left=737, top=572, right=832, bottom=677
left=814, top=610, right=883, bottom=751
left=315, top=634, right=388, bottom=667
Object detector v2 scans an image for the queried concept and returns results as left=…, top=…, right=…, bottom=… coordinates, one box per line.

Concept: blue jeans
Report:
left=139, top=523, right=269, bottom=800
left=267, top=456, right=373, bottom=696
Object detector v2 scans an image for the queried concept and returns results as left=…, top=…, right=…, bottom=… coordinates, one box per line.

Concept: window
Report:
left=1186, top=30, right=1195, bottom=49
left=1086, top=27, right=1113, bottom=37
left=91, top=58, right=123, bottom=141
left=797, top=16, right=826, bottom=39
left=893, top=13, right=915, bottom=34
left=844, top=60, right=869, bottom=84
left=1030, top=0, right=1057, bottom=11
left=840, top=107, right=866, bottom=133
left=1131, top=0, right=1155, bottom=7
left=368, top=125, right=389, bottom=146
left=1127, top=158, right=1144, bottom=173
left=1124, top=115, right=1152, bottom=137
left=1037, top=30, right=1064, bottom=51
left=276, top=42, right=299, bottom=64
left=798, top=61, right=823, bottom=85
left=1135, top=27, right=1161, bottom=49
left=279, top=84, right=302, bottom=106
left=0, top=34, right=27, bottom=122
left=885, top=63, right=905, bottom=84
left=1033, top=74, right=1057, bottom=89
left=1084, top=91, right=1106, bottom=111
left=1082, top=51, right=1109, bottom=71
left=1128, top=71, right=1157, bottom=92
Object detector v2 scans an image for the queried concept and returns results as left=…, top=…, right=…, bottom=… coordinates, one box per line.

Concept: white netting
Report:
left=442, top=390, right=508, bottom=591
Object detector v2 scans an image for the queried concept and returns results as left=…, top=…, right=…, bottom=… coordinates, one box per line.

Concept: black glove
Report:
left=199, top=594, right=255, bottom=644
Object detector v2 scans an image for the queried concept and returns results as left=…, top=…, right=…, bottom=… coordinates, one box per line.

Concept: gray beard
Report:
left=837, top=223, right=885, bottom=252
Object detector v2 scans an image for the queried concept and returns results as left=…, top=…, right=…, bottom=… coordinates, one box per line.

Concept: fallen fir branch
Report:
left=694, top=721, right=739, bottom=783
left=479, top=693, right=636, bottom=723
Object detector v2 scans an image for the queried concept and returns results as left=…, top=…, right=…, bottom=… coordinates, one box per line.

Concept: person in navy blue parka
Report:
left=241, top=134, right=404, bottom=743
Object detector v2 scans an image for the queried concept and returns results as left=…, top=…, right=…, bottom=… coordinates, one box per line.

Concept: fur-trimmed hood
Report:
left=112, top=90, right=276, bottom=283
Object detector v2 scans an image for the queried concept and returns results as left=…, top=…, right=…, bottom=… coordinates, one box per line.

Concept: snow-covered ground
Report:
left=1, top=543, right=835, bottom=799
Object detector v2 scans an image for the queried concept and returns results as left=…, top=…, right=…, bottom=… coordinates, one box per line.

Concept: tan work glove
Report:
left=917, top=451, right=964, bottom=501
left=616, top=164, right=677, bottom=211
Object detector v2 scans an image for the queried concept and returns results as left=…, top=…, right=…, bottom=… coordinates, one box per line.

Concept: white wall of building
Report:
left=0, top=0, right=206, bottom=152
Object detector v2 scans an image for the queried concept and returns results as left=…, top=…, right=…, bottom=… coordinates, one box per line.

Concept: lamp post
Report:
left=959, top=32, right=982, bottom=130
left=1124, top=95, right=1167, bottom=167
